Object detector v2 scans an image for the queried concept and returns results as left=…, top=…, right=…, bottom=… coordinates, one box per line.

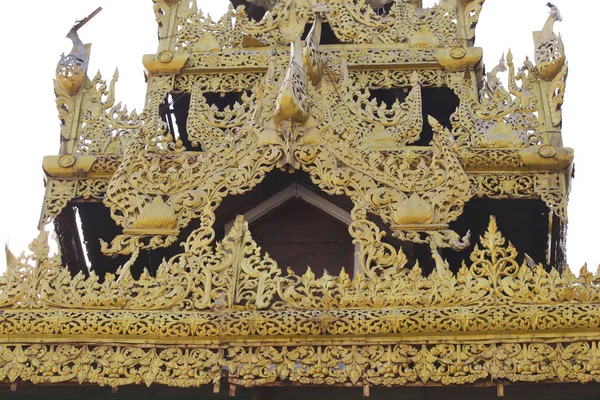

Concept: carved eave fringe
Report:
left=2, top=217, right=600, bottom=387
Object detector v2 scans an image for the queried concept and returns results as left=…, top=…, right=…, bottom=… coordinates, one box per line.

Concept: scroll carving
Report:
left=11, top=1, right=583, bottom=391
left=230, top=0, right=460, bottom=47
left=12, top=208, right=593, bottom=312
left=176, top=1, right=235, bottom=51
left=548, top=63, right=568, bottom=128
left=78, top=70, right=144, bottom=154
left=3, top=341, right=600, bottom=389
left=451, top=54, right=540, bottom=148
left=463, top=0, right=484, bottom=42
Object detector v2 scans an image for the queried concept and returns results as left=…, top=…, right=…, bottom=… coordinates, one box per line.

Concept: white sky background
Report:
left=0, top=0, right=598, bottom=272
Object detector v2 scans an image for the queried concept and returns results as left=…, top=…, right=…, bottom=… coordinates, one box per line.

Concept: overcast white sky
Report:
left=0, top=1, right=598, bottom=272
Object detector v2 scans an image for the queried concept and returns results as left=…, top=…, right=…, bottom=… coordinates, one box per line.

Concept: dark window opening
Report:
left=162, top=91, right=250, bottom=151
left=54, top=205, right=88, bottom=277
left=360, top=86, right=459, bottom=147
left=229, top=0, right=267, bottom=22
left=301, top=21, right=342, bottom=45
left=74, top=201, right=204, bottom=280
left=203, top=91, right=246, bottom=111
left=249, top=197, right=354, bottom=278
left=550, top=212, right=567, bottom=270
left=414, top=87, right=460, bottom=146
left=366, top=88, right=409, bottom=105
left=443, top=198, right=554, bottom=273
left=75, top=202, right=129, bottom=279
left=66, top=170, right=357, bottom=281
left=371, top=1, right=394, bottom=15
left=160, top=92, right=191, bottom=149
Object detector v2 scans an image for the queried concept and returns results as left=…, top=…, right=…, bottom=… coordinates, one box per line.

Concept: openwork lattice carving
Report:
left=223, top=0, right=464, bottom=47
left=8, top=215, right=598, bottom=313
left=78, top=70, right=144, bottom=154
left=451, top=54, right=540, bottom=148
left=1, top=217, right=600, bottom=387
left=175, top=1, right=235, bottom=51
left=16, top=0, right=580, bottom=392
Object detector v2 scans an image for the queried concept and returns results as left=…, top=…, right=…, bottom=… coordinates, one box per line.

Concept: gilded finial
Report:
left=534, top=2, right=565, bottom=80
left=55, top=7, right=102, bottom=95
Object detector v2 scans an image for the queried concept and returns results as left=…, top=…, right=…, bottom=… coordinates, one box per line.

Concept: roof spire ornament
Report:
left=534, top=2, right=565, bottom=80
left=55, top=7, right=102, bottom=95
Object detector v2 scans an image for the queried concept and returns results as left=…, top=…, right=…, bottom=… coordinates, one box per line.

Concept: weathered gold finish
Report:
left=2, top=0, right=583, bottom=392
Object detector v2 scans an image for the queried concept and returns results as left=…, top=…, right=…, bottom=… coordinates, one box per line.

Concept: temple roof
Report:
left=0, top=0, right=592, bottom=393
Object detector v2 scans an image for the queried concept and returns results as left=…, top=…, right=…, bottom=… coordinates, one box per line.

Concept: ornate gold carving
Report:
left=349, top=69, right=447, bottom=89
left=176, top=1, right=235, bottom=51
left=186, top=85, right=256, bottom=149
left=153, top=0, right=173, bottom=43
left=302, top=13, right=323, bottom=86
left=460, top=149, right=525, bottom=170
left=185, top=47, right=439, bottom=70
left=14, top=1, right=583, bottom=391
left=78, top=70, right=144, bottom=154
left=3, top=341, right=600, bottom=388
left=174, top=73, right=264, bottom=93
left=39, top=180, right=77, bottom=227
left=535, top=172, right=568, bottom=223
left=294, top=80, right=470, bottom=248
left=101, top=73, right=284, bottom=254
left=3, top=219, right=600, bottom=387
left=75, top=179, right=109, bottom=199
left=451, top=54, right=540, bottom=148
left=4, top=215, right=600, bottom=314
left=434, top=47, right=483, bottom=71
left=463, top=0, right=483, bottom=42
left=231, top=1, right=460, bottom=47
left=0, top=344, right=221, bottom=388
left=54, top=79, right=77, bottom=143
left=470, top=174, right=535, bottom=199
left=274, top=37, right=310, bottom=125
left=352, top=73, right=423, bottom=147
left=7, top=214, right=595, bottom=313
left=55, top=9, right=102, bottom=95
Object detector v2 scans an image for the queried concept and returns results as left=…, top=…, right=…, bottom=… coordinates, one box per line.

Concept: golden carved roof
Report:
left=0, top=0, right=584, bottom=392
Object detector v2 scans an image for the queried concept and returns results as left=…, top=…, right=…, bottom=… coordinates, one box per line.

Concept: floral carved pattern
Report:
left=6, top=217, right=599, bottom=312
left=2, top=218, right=600, bottom=387
left=19, top=0, right=580, bottom=392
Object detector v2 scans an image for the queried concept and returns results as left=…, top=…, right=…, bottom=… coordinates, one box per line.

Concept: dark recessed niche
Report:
left=443, top=198, right=557, bottom=273
left=74, top=201, right=203, bottom=280
left=372, top=1, right=394, bottom=15
left=162, top=91, right=251, bottom=151
left=229, top=0, right=267, bottom=22
left=301, top=20, right=343, bottom=45
left=160, top=92, right=191, bottom=148
left=54, top=205, right=88, bottom=276
left=415, top=87, right=460, bottom=146
left=74, top=202, right=128, bottom=278
left=366, top=88, right=409, bottom=106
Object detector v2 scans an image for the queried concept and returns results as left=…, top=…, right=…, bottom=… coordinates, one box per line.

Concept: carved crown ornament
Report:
left=5, top=0, right=584, bottom=391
